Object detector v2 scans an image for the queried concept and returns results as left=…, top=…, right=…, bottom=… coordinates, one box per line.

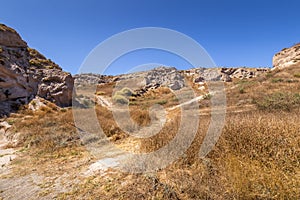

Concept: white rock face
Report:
left=185, top=67, right=268, bottom=84
left=273, top=43, right=300, bottom=69
left=145, top=67, right=185, bottom=90
left=0, top=24, right=74, bottom=116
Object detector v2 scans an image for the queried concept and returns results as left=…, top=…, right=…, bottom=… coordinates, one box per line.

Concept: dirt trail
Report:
left=0, top=93, right=256, bottom=199
left=0, top=126, right=43, bottom=199
left=0, top=123, right=76, bottom=199
left=0, top=121, right=16, bottom=174
left=0, top=135, right=16, bottom=170
left=86, top=92, right=255, bottom=175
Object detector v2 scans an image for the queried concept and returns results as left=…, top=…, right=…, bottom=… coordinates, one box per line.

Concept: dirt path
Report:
left=0, top=122, right=16, bottom=173
left=0, top=122, right=76, bottom=200
left=0, top=124, right=44, bottom=200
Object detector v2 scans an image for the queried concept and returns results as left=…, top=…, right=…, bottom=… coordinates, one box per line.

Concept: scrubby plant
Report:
left=156, top=99, right=168, bottom=105
left=239, top=87, right=245, bottom=94
left=120, top=87, right=135, bottom=96
left=60, top=108, right=67, bottom=112
left=112, top=87, right=136, bottom=105
left=294, top=73, right=300, bottom=78
left=112, top=94, right=129, bottom=104
left=46, top=65, right=54, bottom=69
left=271, top=78, right=284, bottom=83
left=95, top=91, right=106, bottom=95
left=203, top=93, right=212, bottom=100
left=254, top=92, right=300, bottom=111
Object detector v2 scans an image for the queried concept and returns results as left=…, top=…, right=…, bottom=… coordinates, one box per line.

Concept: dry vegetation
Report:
left=2, top=66, right=300, bottom=199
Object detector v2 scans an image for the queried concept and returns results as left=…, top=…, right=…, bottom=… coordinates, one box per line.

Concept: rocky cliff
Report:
left=273, top=43, right=300, bottom=69
left=0, top=24, right=74, bottom=117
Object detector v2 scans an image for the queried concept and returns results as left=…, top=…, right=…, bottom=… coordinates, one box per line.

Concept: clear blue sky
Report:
left=1, top=0, right=300, bottom=75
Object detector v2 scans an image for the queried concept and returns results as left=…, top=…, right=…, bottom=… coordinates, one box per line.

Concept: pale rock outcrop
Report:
left=144, top=67, right=185, bottom=90
left=273, top=43, right=300, bottom=69
left=186, top=67, right=269, bottom=85
left=75, top=66, right=269, bottom=99
left=74, top=73, right=113, bottom=87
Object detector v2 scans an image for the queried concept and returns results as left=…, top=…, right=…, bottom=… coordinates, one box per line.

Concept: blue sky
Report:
left=1, top=0, right=300, bottom=75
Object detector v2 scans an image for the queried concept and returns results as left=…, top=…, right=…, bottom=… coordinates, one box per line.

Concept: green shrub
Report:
left=60, top=108, right=67, bottom=112
left=254, top=92, right=300, bottom=111
left=239, top=87, right=245, bottom=94
left=286, top=79, right=299, bottom=83
left=30, top=101, right=37, bottom=106
left=172, top=97, right=179, bottom=102
left=112, top=87, right=136, bottom=105
left=271, top=78, right=284, bottom=83
left=112, top=94, right=128, bottom=104
left=203, top=93, right=212, bottom=100
left=46, top=65, right=54, bottom=69
left=266, top=72, right=273, bottom=78
left=294, top=73, right=300, bottom=78
left=120, top=87, right=135, bottom=96
left=95, top=91, right=106, bottom=95
left=156, top=99, right=168, bottom=105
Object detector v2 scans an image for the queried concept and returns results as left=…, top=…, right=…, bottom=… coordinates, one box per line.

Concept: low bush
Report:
left=271, top=78, right=284, bottom=83
left=254, top=92, right=300, bottom=111
left=156, top=99, right=168, bottom=105
left=112, top=94, right=128, bottom=104
left=120, top=87, right=135, bottom=96
left=294, top=73, right=300, bottom=78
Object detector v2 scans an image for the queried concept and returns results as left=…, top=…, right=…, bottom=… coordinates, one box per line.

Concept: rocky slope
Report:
left=273, top=43, right=300, bottom=69
left=75, top=66, right=269, bottom=97
left=76, top=42, right=300, bottom=90
left=0, top=24, right=73, bottom=117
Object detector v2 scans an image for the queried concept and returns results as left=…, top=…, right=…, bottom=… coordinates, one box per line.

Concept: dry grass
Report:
left=7, top=106, right=80, bottom=155
left=96, top=82, right=116, bottom=97
left=95, top=106, right=126, bottom=140
left=130, top=87, right=180, bottom=108
left=3, top=66, right=300, bottom=199
left=53, top=109, right=300, bottom=199
left=226, top=65, right=300, bottom=107
left=216, top=110, right=300, bottom=199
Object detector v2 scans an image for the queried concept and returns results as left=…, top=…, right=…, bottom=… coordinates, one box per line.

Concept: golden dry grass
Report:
left=3, top=66, right=300, bottom=199
left=48, top=109, right=299, bottom=199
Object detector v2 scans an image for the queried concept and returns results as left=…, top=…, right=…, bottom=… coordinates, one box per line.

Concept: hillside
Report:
left=0, top=24, right=73, bottom=117
left=0, top=25, right=300, bottom=199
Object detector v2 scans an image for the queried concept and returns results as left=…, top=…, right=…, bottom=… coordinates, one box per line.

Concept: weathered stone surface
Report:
left=0, top=24, right=27, bottom=47
left=0, top=24, right=74, bottom=116
left=74, top=66, right=270, bottom=99
left=144, top=67, right=185, bottom=90
left=37, top=70, right=74, bottom=107
left=186, top=67, right=269, bottom=86
left=74, top=73, right=112, bottom=86
left=273, top=43, right=300, bottom=69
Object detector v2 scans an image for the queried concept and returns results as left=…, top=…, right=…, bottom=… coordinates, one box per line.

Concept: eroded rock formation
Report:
left=0, top=24, right=74, bottom=116
left=273, top=43, right=300, bottom=69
